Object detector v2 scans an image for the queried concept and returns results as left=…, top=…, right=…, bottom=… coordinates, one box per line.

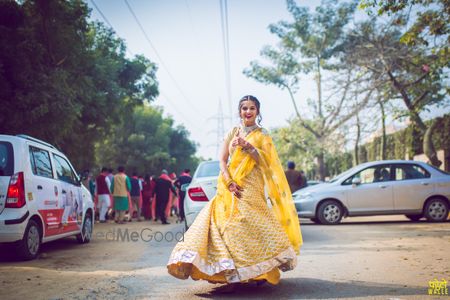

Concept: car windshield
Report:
left=328, top=166, right=359, bottom=183
left=428, top=164, right=450, bottom=175
left=195, top=161, right=220, bottom=178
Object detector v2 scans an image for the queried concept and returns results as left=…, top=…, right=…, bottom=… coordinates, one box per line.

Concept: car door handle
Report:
left=379, top=185, right=387, bottom=189
left=62, top=190, right=67, bottom=194
left=421, top=182, right=429, bottom=186
left=37, top=185, right=43, bottom=190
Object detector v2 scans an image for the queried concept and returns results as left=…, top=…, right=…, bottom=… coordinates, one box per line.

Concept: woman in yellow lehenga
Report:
left=167, top=95, right=302, bottom=288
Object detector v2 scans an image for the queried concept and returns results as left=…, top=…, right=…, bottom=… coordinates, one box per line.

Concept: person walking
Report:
left=153, top=170, right=176, bottom=224
left=142, top=175, right=155, bottom=220
left=129, top=172, right=143, bottom=221
left=95, top=167, right=111, bottom=223
left=110, top=166, right=131, bottom=224
left=167, top=95, right=302, bottom=288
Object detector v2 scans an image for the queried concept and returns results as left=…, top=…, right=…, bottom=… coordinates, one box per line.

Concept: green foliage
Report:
left=245, top=0, right=363, bottom=180
left=0, top=0, right=160, bottom=171
left=96, top=105, right=198, bottom=176
left=275, top=114, right=450, bottom=177
left=359, top=0, right=449, bottom=71
left=354, top=114, right=450, bottom=169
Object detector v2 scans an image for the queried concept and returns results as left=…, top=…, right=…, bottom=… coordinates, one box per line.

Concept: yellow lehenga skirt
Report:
left=167, top=166, right=297, bottom=285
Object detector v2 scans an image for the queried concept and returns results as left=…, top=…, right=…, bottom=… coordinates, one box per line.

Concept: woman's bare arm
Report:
left=219, top=137, right=231, bottom=182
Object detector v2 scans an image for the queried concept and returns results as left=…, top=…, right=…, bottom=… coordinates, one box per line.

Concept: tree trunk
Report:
left=353, top=113, right=360, bottom=166
left=379, top=99, right=386, bottom=160
left=387, top=71, right=441, bottom=167
left=316, top=150, right=326, bottom=181
left=423, top=118, right=442, bottom=167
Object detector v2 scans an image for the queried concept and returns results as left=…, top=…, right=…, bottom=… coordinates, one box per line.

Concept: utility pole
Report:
left=208, top=98, right=226, bottom=158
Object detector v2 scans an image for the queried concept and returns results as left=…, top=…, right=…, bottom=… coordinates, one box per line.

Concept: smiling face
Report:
left=239, top=100, right=258, bottom=126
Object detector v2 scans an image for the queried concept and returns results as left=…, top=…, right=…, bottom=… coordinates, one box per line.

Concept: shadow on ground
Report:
left=194, top=277, right=425, bottom=299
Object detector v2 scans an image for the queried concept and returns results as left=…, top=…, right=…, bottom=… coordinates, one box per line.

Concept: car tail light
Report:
left=6, top=172, right=26, bottom=208
left=188, top=186, right=209, bottom=201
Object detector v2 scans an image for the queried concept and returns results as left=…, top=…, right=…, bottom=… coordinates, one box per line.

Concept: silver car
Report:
left=294, top=160, right=450, bottom=225
left=183, top=160, right=220, bottom=229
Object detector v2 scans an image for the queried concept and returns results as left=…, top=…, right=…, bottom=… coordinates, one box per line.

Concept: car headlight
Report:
left=295, top=192, right=312, bottom=201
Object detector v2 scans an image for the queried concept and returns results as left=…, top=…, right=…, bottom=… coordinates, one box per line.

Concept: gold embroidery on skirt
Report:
left=167, top=167, right=297, bottom=284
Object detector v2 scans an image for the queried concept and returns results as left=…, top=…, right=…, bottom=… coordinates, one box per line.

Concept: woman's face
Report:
left=240, top=100, right=258, bottom=126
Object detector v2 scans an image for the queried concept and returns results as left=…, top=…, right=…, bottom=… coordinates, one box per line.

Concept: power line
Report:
left=90, top=0, right=134, bottom=57
left=219, top=0, right=233, bottom=128
left=159, top=91, right=201, bottom=131
left=124, top=0, right=200, bottom=112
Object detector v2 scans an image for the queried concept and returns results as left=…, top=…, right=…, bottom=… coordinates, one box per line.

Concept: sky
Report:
left=87, top=0, right=323, bottom=160
left=86, top=0, right=448, bottom=161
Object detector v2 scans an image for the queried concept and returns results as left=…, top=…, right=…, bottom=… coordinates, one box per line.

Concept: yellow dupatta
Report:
left=217, top=127, right=303, bottom=254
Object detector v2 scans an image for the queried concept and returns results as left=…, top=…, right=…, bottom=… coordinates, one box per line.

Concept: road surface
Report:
left=0, top=215, right=449, bottom=299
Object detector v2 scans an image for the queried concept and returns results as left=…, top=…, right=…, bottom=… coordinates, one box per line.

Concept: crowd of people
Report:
left=81, top=167, right=192, bottom=225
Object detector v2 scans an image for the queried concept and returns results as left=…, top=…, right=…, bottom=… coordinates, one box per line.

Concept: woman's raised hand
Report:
left=228, top=182, right=243, bottom=198
left=231, top=128, right=248, bottom=148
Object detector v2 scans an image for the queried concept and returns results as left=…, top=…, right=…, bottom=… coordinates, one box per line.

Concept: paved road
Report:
left=0, top=215, right=449, bottom=299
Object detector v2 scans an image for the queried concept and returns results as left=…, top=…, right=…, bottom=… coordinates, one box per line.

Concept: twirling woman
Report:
left=167, top=95, right=302, bottom=288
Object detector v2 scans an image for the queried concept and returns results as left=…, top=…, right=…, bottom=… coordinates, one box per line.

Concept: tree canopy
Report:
left=0, top=0, right=198, bottom=175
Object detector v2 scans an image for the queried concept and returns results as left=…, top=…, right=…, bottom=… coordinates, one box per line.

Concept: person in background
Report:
left=95, top=167, right=111, bottom=223
left=299, top=170, right=308, bottom=189
left=168, top=172, right=178, bottom=217
left=110, top=166, right=131, bottom=224
left=174, top=169, right=192, bottom=222
left=129, top=172, right=143, bottom=222
left=153, top=169, right=176, bottom=224
left=142, top=175, right=155, bottom=220
left=284, top=161, right=303, bottom=194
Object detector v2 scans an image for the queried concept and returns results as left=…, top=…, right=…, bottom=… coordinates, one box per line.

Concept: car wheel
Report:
left=405, top=214, right=423, bottom=221
left=17, top=219, right=41, bottom=260
left=77, top=212, right=93, bottom=243
left=424, top=198, right=449, bottom=222
left=317, top=200, right=343, bottom=225
left=310, top=217, right=321, bottom=224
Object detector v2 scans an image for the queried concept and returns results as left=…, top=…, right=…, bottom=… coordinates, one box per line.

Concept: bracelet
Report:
left=225, top=178, right=234, bottom=187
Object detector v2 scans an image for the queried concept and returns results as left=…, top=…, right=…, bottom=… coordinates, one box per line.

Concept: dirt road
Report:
left=0, top=215, right=449, bottom=299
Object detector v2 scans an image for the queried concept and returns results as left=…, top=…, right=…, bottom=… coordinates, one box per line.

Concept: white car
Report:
left=0, top=134, right=94, bottom=259
left=183, top=160, right=220, bottom=229
left=294, top=160, right=450, bottom=224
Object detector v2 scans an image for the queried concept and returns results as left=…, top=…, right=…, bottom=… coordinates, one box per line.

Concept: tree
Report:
left=343, top=20, right=448, bottom=166
left=0, top=0, right=159, bottom=170
left=245, top=0, right=378, bottom=180
left=359, top=0, right=449, bottom=54
left=96, top=105, right=198, bottom=176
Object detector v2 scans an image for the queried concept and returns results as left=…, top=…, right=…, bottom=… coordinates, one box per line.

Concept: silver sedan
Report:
left=294, top=160, right=450, bottom=224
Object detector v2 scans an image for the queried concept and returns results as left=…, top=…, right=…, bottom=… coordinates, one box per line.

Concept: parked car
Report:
left=183, top=160, right=220, bottom=230
left=293, top=160, right=450, bottom=225
left=0, top=134, right=94, bottom=259
left=306, top=180, right=322, bottom=187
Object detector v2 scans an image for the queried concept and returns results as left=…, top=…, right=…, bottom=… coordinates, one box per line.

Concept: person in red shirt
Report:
left=141, top=175, right=155, bottom=220
left=95, top=167, right=111, bottom=223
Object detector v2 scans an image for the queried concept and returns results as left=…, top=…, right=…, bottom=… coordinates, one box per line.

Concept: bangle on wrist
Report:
left=225, top=178, right=234, bottom=187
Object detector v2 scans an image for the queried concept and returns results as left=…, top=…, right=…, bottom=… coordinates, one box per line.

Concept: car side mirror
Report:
left=352, top=178, right=361, bottom=185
